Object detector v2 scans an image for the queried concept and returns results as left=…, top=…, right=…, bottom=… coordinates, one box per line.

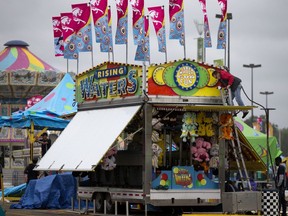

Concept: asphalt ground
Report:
left=0, top=201, right=261, bottom=216
left=1, top=202, right=77, bottom=216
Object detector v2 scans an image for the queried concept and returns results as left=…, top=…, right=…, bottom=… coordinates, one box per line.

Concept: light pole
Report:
left=260, top=91, right=274, bottom=109
left=216, top=13, right=232, bottom=68
left=243, top=64, right=262, bottom=125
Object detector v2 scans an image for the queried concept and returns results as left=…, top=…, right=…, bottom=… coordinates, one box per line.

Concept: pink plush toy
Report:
left=191, top=137, right=211, bottom=162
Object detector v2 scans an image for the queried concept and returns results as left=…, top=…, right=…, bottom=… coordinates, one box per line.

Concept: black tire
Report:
left=94, top=192, right=104, bottom=213
left=105, top=193, right=115, bottom=214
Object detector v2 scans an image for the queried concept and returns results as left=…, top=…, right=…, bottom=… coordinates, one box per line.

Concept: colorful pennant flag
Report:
left=100, top=6, right=113, bottom=52
left=135, top=15, right=150, bottom=62
left=71, top=3, right=93, bottom=52
left=218, top=0, right=227, bottom=20
left=90, top=0, right=108, bottom=43
left=130, top=0, right=145, bottom=45
left=198, top=0, right=212, bottom=48
left=148, top=6, right=166, bottom=53
left=169, top=0, right=185, bottom=45
left=52, top=16, right=64, bottom=57
left=115, top=0, right=128, bottom=44
left=60, top=12, right=79, bottom=59
left=217, top=0, right=227, bottom=49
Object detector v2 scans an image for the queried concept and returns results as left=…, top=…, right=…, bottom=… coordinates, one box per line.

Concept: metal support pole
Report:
left=266, top=108, right=270, bottom=183
left=104, top=199, right=106, bottom=215
left=126, top=201, right=129, bottom=216
left=0, top=165, right=4, bottom=205
left=227, top=18, right=231, bottom=69
left=115, top=201, right=117, bottom=215
left=243, top=63, right=262, bottom=125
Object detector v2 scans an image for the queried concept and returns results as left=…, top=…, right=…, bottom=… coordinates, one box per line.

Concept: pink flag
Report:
left=169, top=0, right=185, bottom=45
left=52, top=16, right=64, bottom=57
left=130, top=0, right=145, bottom=45
left=199, top=0, right=212, bottom=48
left=148, top=6, right=166, bottom=53
left=115, top=0, right=128, bottom=44
left=90, top=0, right=108, bottom=43
left=71, top=3, right=93, bottom=52
left=217, top=0, right=227, bottom=21
left=60, top=12, right=79, bottom=59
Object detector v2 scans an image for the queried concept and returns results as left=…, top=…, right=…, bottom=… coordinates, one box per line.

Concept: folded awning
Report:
left=35, top=105, right=141, bottom=171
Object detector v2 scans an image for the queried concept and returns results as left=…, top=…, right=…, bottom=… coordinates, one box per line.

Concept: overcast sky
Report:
left=0, top=0, right=288, bottom=128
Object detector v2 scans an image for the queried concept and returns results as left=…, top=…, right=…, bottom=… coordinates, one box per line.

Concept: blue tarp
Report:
left=0, top=183, right=26, bottom=197
left=10, top=173, right=77, bottom=209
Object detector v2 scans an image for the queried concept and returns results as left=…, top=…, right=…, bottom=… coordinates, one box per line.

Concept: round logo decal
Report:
left=174, top=62, right=199, bottom=91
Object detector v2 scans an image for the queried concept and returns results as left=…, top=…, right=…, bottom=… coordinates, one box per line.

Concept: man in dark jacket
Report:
left=212, top=67, right=249, bottom=119
left=24, top=158, right=39, bottom=184
left=275, top=156, right=287, bottom=216
left=38, top=132, right=51, bottom=157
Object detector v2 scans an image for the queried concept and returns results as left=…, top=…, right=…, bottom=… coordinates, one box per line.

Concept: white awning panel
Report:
left=36, top=105, right=141, bottom=171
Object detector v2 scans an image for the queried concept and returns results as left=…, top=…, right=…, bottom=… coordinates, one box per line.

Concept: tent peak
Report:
left=4, top=40, right=29, bottom=47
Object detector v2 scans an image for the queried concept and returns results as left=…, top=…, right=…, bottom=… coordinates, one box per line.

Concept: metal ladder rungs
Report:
left=220, top=89, right=251, bottom=191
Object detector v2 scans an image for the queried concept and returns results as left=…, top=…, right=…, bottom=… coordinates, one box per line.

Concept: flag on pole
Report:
left=100, top=6, right=113, bottom=52
left=135, top=15, right=150, bottom=62
left=60, top=12, right=79, bottom=59
left=71, top=3, right=93, bottom=52
left=130, top=0, right=145, bottom=45
left=169, top=0, right=185, bottom=45
left=115, top=0, right=128, bottom=44
left=148, top=6, right=166, bottom=53
left=218, top=0, right=227, bottom=20
left=217, top=0, right=227, bottom=49
left=52, top=16, right=64, bottom=57
left=199, top=0, right=212, bottom=48
left=90, top=0, right=108, bottom=43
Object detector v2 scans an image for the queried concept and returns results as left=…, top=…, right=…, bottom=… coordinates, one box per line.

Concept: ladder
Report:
left=220, top=88, right=252, bottom=191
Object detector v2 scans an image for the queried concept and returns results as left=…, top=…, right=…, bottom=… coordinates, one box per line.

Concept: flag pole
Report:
left=77, top=58, right=79, bottom=75
left=183, top=33, right=186, bottom=59
left=165, top=50, right=168, bottom=63
left=89, top=2, right=94, bottom=67
left=66, top=59, right=69, bottom=73
left=91, top=46, right=94, bottom=67
left=126, top=12, right=129, bottom=64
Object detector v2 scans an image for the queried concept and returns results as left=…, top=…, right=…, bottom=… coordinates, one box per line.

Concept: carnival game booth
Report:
left=36, top=60, right=265, bottom=214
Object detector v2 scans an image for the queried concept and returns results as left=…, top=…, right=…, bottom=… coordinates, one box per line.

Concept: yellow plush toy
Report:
left=206, top=123, right=215, bottom=137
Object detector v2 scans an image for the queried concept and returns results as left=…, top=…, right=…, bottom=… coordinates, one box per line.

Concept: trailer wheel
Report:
left=105, top=193, right=115, bottom=214
left=94, top=193, right=104, bottom=213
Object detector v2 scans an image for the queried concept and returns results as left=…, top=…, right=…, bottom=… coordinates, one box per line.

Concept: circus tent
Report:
left=0, top=40, right=64, bottom=100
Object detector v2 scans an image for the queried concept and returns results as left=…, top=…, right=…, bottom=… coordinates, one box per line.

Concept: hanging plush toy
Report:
left=101, top=147, right=117, bottom=170
left=209, top=144, right=220, bottom=168
left=206, top=123, right=215, bottom=137
left=180, top=112, right=198, bottom=142
left=219, top=113, right=234, bottom=140
left=191, top=137, right=211, bottom=162
left=152, top=143, right=163, bottom=172
left=101, top=155, right=116, bottom=171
